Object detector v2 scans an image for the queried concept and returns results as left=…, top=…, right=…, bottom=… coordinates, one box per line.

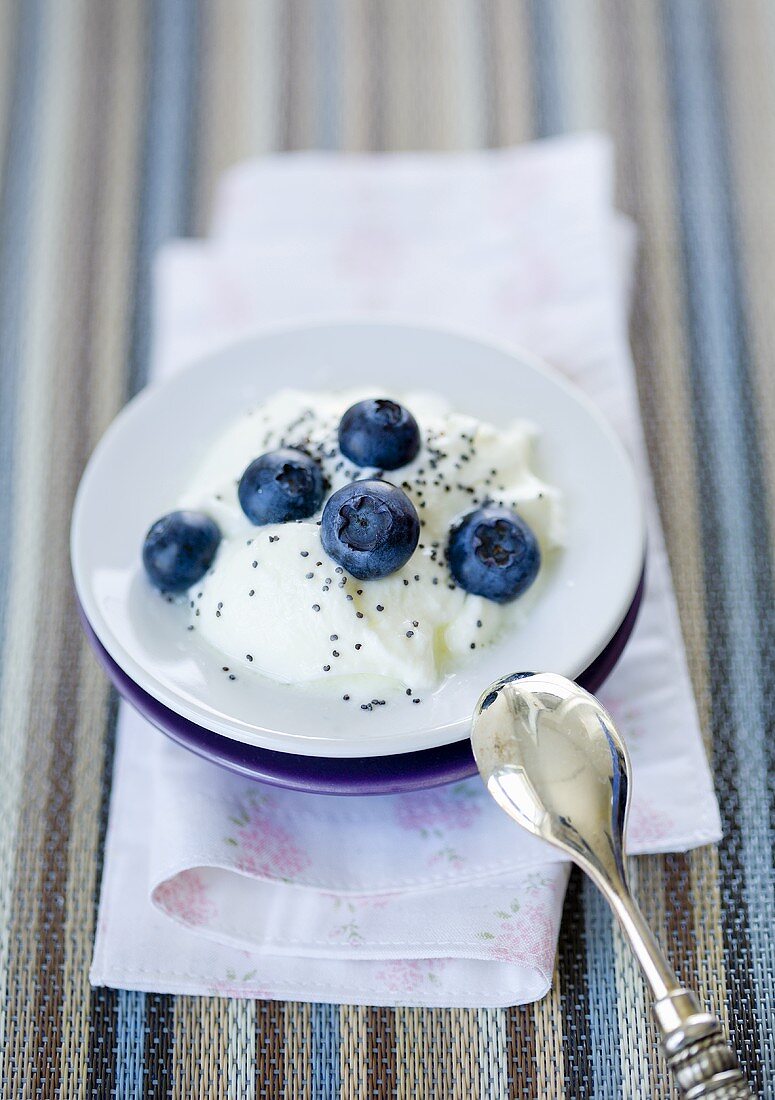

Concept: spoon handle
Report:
left=609, top=888, right=753, bottom=1097
left=653, top=990, right=753, bottom=1098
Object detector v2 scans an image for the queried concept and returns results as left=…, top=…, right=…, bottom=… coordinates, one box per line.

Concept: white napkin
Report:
left=91, top=134, right=721, bottom=1007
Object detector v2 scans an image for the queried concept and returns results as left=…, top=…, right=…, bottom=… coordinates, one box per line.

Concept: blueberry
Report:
left=338, top=398, right=421, bottom=470
left=238, top=448, right=324, bottom=524
left=447, top=505, right=540, bottom=603
left=142, top=510, right=221, bottom=593
left=321, top=479, right=420, bottom=580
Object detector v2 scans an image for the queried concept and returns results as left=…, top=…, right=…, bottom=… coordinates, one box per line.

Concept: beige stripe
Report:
left=57, top=2, right=145, bottom=1093
left=532, top=970, right=565, bottom=1094
left=393, top=1007, right=416, bottom=1100
left=209, top=997, right=230, bottom=1095
left=227, top=998, right=257, bottom=1098
left=340, top=0, right=372, bottom=151
left=395, top=1006, right=477, bottom=1099
left=716, top=0, right=775, bottom=529
left=489, top=0, right=533, bottom=145
left=396, top=1008, right=419, bottom=1100
left=284, top=1002, right=311, bottom=1100
left=83, top=0, right=144, bottom=448
left=284, top=0, right=316, bottom=150
left=171, top=997, right=190, bottom=1098
left=452, top=1007, right=477, bottom=1095
left=173, top=996, right=204, bottom=1097
left=196, top=0, right=252, bottom=229
left=82, top=0, right=144, bottom=453
left=340, top=1004, right=368, bottom=1099
left=451, top=1010, right=478, bottom=1098
left=406, top=1007, right=480, bottom=1099
left=173, top=996, right=233, bottom=1096
left=195, top=2, right=283, bottom=248
left=0, top=0, right=81, bottom=1086
left=381, top=0, right=420, bottom=151
left=406, top=0, right=447, bottom=150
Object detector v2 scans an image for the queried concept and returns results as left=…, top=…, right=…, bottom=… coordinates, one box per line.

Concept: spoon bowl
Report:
left=472, top=671, right=630, bottom=890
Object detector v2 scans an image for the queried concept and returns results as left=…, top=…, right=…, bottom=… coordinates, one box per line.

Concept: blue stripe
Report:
left=0, top=0, right=45, bottom=658
left=116, top=989, right=146, bottom=1099
left=527, top=0, right=563, bottom=138
left=664, top=1, right=775, bottom=1089
left=582, top=881, right=623, bottom=1097
left=315, top=0, right=340, bottom=149
left=127, top=0, right=203, bottom=396
left=311, top=1003, right=340, bottom=1099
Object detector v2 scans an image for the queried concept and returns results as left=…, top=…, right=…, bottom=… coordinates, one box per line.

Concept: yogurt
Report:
left=178, top=389, right=563, bottom=695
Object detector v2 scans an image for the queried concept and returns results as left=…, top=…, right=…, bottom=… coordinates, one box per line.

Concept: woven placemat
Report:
left=0, top=1, right=772, bottom=1095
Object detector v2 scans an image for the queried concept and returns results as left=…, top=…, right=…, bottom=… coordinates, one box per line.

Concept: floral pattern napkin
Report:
left=91, top=134, right=721, bottom=1006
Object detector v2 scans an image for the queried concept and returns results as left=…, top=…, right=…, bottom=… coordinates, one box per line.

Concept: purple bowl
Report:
left=78, top=566, right=644, bottom=796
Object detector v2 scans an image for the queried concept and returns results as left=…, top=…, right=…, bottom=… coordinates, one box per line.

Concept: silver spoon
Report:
left=471, top=671, right=752, bottom=1099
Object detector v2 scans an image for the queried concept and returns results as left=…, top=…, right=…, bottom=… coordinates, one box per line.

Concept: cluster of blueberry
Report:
left=142, top=398, right=541, bottom=604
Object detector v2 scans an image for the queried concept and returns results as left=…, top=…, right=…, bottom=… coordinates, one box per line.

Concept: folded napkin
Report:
left=91, top=134, right=721, bottom=1007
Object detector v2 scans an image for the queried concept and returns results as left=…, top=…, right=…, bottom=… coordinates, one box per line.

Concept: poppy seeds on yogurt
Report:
left=170, top=390, right=554, bottom=701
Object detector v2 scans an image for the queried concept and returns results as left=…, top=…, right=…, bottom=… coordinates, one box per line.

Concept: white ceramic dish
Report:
left=71, top=321, right=645, bottom=758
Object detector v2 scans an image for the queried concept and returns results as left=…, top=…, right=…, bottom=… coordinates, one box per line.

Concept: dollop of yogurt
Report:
left=178, top=389, right=563, bottom=694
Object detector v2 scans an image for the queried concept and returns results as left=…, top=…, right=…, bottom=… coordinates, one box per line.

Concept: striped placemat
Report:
left=0, top=1, right=772, bottom=1095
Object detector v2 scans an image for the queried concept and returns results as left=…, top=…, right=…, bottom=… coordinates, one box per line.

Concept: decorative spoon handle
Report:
left=609, top=888, right=753, bottom=1098
left=653, top=990, right=752, bottom=1098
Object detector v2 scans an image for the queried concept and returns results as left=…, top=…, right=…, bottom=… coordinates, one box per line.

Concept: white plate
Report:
left=72, top=321, right=644, bottom=758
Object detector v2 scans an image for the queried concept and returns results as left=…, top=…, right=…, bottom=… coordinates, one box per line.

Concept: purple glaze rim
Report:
left=77, top=565, right=644, bottom=796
